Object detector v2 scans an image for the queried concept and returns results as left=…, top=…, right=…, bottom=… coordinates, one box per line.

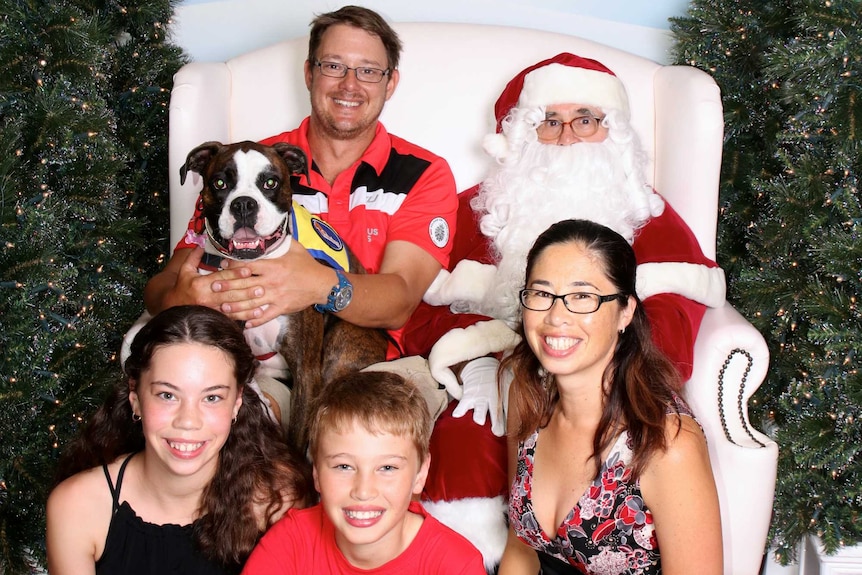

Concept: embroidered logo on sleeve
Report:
left=429, top=217, right=450, bottom=248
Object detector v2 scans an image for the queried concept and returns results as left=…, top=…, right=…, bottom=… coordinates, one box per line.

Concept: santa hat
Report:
left=485, top=53, right=630, bottom=158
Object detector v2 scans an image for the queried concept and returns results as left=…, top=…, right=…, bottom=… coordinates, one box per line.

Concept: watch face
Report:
left=334, top=284, right=353, bottom=311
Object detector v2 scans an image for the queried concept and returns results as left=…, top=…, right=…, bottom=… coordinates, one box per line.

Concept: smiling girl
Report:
left=46, top=305, right=311, bottom=575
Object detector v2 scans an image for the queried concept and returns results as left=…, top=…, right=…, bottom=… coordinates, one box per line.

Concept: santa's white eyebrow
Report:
left=544, top=108, right=596, bottom=119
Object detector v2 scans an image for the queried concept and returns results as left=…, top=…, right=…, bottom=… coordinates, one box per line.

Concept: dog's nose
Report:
left=230, top=196, right=259, bottom=225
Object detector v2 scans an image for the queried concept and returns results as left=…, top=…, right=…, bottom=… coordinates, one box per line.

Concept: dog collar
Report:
left=314, top=269, right=353, bottom=314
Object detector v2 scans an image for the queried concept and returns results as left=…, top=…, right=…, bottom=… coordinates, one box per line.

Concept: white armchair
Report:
left=165, top=22, right=777, bottom=575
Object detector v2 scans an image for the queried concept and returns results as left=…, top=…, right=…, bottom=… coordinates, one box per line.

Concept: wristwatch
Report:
left=314, top=269, right=353, bottom=314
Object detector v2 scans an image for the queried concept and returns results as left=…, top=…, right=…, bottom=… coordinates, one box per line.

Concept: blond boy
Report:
left=241, top=372, right=485, bottom=574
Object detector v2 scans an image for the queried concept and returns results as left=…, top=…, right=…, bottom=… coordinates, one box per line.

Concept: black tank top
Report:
left=95, top=453, right=234, bottom=575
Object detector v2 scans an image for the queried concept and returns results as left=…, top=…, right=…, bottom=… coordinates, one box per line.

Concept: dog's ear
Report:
left=272, top=143, right=309, bottom=180
left=180, top=141, right=223, bottom=185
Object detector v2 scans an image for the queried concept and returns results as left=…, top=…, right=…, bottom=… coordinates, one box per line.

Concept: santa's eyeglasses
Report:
left=535, top=115, right=605, bottom=140
left=519, top=289, right=626, bottom=314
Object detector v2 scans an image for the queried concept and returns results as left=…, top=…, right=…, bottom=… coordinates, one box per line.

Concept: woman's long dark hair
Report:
left=53, top=305, right=311, bottom=567
left=502, top=219, right=682, bottom=479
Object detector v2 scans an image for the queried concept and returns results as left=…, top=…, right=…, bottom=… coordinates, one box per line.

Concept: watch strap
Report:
left=314, top=269, right=352, bottom=314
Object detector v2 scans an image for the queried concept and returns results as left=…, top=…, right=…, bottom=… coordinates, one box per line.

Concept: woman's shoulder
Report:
left=49, top=454, right=133, bottom=510
left=653, top=414, right=710, bottom=473
left=46, top=458, right=121, bottom=567
left=49, top=464, right=104, bottom=504
left=638, top=414, right=713, bottom=508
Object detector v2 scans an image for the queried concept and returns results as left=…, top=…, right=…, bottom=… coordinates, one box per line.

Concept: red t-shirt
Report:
left=241, top=501, right=485, bottom=575
left=177, top=118, right=458, bottom=354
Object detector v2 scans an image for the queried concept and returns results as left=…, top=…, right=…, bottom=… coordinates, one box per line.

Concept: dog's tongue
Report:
left=233, top=227, right=259, bottom=241
left=231, top=227, right=264, bottom=253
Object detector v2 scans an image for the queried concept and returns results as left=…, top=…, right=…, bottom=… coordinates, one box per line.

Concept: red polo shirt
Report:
left=178, top=118, right=458, bottom=355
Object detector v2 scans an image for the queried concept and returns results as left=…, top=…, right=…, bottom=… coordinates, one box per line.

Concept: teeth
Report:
left=232, top=239, right=262, bottom=250
left=545, top=336, right=577, bottom=351
left=170, top=441, right=203, bottom=452
left=345, top=509, right=383, bottom=520
left=334, top=99, right=360, bottom=107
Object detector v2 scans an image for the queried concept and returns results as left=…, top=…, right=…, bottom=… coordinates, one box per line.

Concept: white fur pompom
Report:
left=646, top=187, right=666, bottom=217
left=482, top=133, right=509, bottom=161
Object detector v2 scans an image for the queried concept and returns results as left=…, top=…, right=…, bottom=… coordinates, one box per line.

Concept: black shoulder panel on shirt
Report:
left=290, top=174, right=318, bottom=197
left=353, top=148, right=432, bottom=195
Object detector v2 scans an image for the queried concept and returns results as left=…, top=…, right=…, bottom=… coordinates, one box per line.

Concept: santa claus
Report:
left=393, top=53, right=725, bottom=569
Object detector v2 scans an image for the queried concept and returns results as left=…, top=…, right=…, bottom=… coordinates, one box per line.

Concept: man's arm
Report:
left=642, top=293, right=705, bottom=381
left=220, top=239, right=441, bottom=330
left=633, top=200, right=717, bottom=381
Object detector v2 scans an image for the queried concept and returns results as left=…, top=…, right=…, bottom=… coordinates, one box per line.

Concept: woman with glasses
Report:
left=498, top=219, right=722, bottom=575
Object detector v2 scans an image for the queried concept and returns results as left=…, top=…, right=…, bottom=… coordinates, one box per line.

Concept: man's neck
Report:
left=307, top=121, right=378, bottom=184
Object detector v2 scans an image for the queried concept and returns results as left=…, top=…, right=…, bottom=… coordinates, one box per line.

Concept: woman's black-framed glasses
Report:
left=519, top=289, right=626, bottom=314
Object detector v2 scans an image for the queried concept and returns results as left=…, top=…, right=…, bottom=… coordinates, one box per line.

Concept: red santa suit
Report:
left=399, top=53, right=726, bottom=568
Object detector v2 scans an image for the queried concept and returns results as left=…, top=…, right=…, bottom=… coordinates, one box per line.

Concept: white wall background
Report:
left=170, top=0, right=691, bottom=65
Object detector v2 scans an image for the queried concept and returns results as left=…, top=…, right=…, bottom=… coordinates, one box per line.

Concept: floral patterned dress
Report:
left=509, top=399, right=694, bottom=575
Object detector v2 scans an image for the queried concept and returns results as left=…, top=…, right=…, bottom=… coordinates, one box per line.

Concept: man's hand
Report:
left=178, top=247, right=260, bottom=306
left=220, top=241, right=334, bottom=327
left=145, top=246, right=261, bottom=315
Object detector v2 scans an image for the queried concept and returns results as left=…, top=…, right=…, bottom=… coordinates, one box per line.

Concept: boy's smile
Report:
left=313, top=422, right=430, bottom=569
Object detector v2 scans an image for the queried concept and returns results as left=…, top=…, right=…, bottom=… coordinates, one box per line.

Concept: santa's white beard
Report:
left=472, top=139, right=653, bottom=324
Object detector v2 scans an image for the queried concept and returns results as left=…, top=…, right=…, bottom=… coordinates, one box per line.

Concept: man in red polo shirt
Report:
left=144, top=6, right=456, bottom=361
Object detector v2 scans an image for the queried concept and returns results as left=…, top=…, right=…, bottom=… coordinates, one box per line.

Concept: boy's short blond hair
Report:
left=308, top=371, right=432, bottom=462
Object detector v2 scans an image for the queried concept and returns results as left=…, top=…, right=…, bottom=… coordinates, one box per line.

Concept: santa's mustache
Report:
left=477, top=139, right=647, bottom=246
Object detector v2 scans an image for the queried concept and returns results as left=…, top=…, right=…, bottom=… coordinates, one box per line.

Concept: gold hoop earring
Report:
left=132, top=412, right=141, bottom=422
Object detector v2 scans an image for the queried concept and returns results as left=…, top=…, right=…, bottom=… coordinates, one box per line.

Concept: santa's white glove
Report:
left=452, top=356, right=511, bottom=436
left=428, top=319, right=521, bottom=399
left=120, top=311, right=152, bottom=367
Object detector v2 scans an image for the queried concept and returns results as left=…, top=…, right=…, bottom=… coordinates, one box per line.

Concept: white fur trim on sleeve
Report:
left=636, top=262, right=726, bottom=307
left=428, top=320, right=521, bottom=398
left=422, top=260, right=497, bottom=308
left=422, top=496, right=508, bottom=571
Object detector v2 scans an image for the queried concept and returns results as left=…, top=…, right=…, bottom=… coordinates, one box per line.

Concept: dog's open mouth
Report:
left=207, top=217, right=289, bottom=260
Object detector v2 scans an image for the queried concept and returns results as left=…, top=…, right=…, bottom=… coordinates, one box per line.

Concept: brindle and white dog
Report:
left=180, top=140, right=389, bottom=453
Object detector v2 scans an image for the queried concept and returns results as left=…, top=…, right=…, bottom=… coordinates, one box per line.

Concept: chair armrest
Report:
left=119, top=311, right=153, bottom=367
left=684, top=302, right=778, bottom=575
left=685, top=301, right=772, bottom=448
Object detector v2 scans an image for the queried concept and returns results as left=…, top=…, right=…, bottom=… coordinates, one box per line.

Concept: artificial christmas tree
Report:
left=0, top=1, right=184, bottom=571
left=671, top=0, right=862, bottom=564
